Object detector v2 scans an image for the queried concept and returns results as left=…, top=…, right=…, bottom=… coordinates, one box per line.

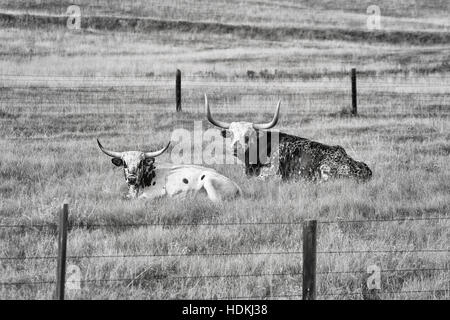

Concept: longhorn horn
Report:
left=97, top=139, right=123, bottom=158
left=144, top=142, right=171, bottom=158
left=205, top=94, right=230, bottom=129
left=253, top=100, right=281, bottom=130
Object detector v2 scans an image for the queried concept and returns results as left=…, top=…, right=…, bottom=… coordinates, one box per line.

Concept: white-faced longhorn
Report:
left=98, top=139, right=241, bottom=201
left=205, top=95, right=372, bottom=182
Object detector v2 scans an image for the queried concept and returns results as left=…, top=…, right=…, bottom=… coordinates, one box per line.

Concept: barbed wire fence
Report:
left=1, top=69, right=449, bottom=299
left=0, top=204, right=448, bottom=300
left=0, top=69, right=449, bottom=116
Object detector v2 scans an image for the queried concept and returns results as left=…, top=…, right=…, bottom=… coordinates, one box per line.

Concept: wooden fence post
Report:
left=176, top=69, right=181, bottom=112
left=55, top=203, right=69, bottom=300
left=351, top=68, right=357, bottom=116
left=302, top=219, right=317, bottom=300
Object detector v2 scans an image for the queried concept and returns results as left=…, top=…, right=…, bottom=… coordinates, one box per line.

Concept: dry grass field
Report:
left=0, top=0, right=449, bottom=300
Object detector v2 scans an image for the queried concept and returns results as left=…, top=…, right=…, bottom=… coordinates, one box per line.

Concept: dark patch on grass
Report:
left=437, top=144, right=450, bottom=156
left=394, top=207, right=432, bottom=218
left=354, top=203, right=377, bottom=219
left=327, top=107, right=358, bottom=119
left=413, top=61, right=450, bottom=74
left=413, top=143, right=450, bottom=157
left=422, top=104, right=450, bottom=113
left=130, top=262, right=180, bottom=288
left=0, top=185, right=15, bottom=198
left=393, top=134, right=428, bottom=143
left=0, top=110, right=19, bottom=119
left=318, top=204, right=331, bottom=217
left=242, top=62, right=450, bottom=80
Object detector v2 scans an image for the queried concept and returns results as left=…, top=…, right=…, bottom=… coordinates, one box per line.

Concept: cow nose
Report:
left=127, top=176, right=137, bottom=185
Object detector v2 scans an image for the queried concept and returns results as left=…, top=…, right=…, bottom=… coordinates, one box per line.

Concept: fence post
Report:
left=176, top=69, right=181, bottom=112
left=351, top=68, right=357, bottom=116
left=55, top=203, right=69, bottom=300
left=302, top=219, right=317, bottom=300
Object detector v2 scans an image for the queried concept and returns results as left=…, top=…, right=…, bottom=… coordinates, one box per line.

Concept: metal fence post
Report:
left=351, top=68, right=357, bottom=116
left=302, top=219, right=317, bottom=300
left=55, top=203, right=69, bottom=300
left=176, top=69, right=181, bottom=112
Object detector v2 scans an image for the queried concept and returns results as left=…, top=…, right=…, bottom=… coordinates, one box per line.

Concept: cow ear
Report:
left=111, top=158, right=123, bottom=167
left=144, top=158, right=155, bottom=166
left=221, top=130, right=227, bottom=138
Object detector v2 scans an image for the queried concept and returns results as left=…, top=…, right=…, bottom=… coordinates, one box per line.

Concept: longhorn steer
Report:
left=205, top=95, right=372, bottom=182
left=97, top=139, right=241, bottom=202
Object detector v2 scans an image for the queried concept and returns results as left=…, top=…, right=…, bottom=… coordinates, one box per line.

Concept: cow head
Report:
left=205, top=94, right=280, bottom=165
left=97, top=139, right=170, bottom=198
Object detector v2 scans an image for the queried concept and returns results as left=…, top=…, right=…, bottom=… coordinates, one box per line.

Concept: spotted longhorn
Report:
left=97, top=139, right=241, bottom=201
left=205, top=95, right=372, bottom=182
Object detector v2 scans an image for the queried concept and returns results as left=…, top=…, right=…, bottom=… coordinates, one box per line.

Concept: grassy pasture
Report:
left=2, top=0, right=450, bottom=32
left=0, top=1, right=449, bottom=300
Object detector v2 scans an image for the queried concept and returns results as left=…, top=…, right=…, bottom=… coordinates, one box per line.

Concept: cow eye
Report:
left=123, top=163, right=128, bottom=168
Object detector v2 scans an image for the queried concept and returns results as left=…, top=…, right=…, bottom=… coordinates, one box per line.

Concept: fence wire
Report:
left=3, top=267, right=448, bottom=287
left=1, top=73, right=449, bottom=116
left=0, top=178, right=448, bottom=299
left=317, top=289, right=449, bottom=298
left=1, top=215, right=448, bottom=229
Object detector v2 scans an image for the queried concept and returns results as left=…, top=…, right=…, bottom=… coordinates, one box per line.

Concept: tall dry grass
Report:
left=1, top=107, right=449, bottom=299
left=0, top=0, right=449, bottom=300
